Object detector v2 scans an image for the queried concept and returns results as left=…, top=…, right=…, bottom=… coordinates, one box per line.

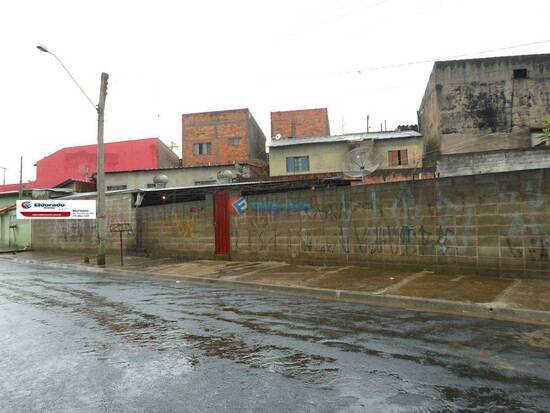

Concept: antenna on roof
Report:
left=366, top=114, right=370, bottom=133
left=169, top=141, right=179, bottom=152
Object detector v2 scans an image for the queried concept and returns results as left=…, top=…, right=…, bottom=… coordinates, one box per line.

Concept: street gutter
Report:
left=7, top=256, right=550, bottom=327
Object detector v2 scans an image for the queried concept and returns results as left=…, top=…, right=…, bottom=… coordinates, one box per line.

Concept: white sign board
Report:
left=16, top=200, right=96, bottom=220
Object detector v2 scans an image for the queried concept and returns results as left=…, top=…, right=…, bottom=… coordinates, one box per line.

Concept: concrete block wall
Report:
left=419, top=53, right=550, bottom=161
left=31, top=193, right=137, bottom=253
left=30, top=169, right=550, bottom=278
left=437, top=147, right=550, bottom=177
left=135, top=197, right=214, bottom=259
left=232, top=169, right=550, bottom=277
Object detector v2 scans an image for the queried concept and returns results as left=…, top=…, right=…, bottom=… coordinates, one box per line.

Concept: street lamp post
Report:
left=37, top=45, right=108, bottom=266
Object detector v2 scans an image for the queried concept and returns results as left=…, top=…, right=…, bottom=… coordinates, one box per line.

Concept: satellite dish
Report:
left=274, top=134, right=282, bottom=140
left=342, top=146, right=379, bottom=180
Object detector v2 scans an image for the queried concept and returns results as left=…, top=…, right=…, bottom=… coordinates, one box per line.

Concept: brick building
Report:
left=271, top=108, right=330, bottom=139
left=181, top=109, right=266, bottom=168
left=418, top=53, right=550, bottom=164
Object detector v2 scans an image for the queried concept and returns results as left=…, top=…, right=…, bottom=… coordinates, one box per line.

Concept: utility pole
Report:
left=18, top=157, right=23, bottom=199
left=0, top=167, right=7, bottom=185
left=37, top=44, right=109, bottom=267
left=96, top=73, right=109, bottom=266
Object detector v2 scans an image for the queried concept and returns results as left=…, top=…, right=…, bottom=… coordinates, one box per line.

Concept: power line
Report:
left=329, top=0, right=374, bottom=15
left=288, top=39, right=550, bottom=79
left=320, top=0, right=393, bottom=25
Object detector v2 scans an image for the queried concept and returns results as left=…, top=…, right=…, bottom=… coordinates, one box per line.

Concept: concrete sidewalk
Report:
left=4, top=250, right=550, bottom=326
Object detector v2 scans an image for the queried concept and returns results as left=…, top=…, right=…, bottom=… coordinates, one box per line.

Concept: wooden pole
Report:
left=119, top=231, right=123, bottom=266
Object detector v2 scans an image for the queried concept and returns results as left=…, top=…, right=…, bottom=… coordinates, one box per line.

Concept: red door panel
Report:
left=214, top=192, right=230, bottom=255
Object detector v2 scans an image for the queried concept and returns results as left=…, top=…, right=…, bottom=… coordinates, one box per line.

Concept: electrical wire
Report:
left=288, top=39, right=550, bottom=79
left=320, top=0, right=393, bottom=25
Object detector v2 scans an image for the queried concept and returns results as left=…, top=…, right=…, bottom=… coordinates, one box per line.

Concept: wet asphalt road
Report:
left=0, top=259, right=549, bottom=412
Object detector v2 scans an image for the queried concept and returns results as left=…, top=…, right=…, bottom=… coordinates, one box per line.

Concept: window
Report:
left=286, top=156, right=310, bottom=173
left=194, top=180, right=217, bottom=186
left=106, top=185, right=127, bottom=191
left=513, top=68, right=527, bottom=79
left=388, top=150, right=408, bottom=166
left=193, top=143, right=211, bottom=155
left=228, top=137, right=241, bottom=145
left=146, top=183, right=156, bottom=188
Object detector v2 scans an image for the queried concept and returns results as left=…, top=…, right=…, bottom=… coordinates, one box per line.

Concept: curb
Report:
left=9, top=256, right=550, bottom=326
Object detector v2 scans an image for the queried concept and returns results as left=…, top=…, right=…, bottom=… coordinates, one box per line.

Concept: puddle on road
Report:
left=517, top=328, right=550, bottom=349
left=438, top=385, right=528, bottom=411
left=2, top=270, right=550, bottom=411
left=0, top=278, right=339, bottom=385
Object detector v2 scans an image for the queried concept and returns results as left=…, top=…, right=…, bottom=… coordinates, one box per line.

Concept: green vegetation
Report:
left=543, top=115, right=550, bottom=142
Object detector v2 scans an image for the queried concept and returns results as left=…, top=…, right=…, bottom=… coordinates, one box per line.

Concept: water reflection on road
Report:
left=0, top=259, right=549, bottom=412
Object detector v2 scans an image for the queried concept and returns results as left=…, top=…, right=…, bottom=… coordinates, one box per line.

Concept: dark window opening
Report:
left=107, top=185, right=127, bottom=191
left=513, top=68, right=527, bottom=79
left=193, top=143, right=211, bottom=155
left=194, top=180, right=217, bottom=186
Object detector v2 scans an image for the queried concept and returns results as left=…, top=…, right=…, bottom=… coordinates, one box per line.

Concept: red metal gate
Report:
left=214, top=192, right=230, bottom=256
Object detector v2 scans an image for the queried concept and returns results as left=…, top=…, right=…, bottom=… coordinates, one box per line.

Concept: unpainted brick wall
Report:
left=271, top=108, right=330, bottom=139
left=182, top=109, right=266, bottom=167
left=232, top=169, right=550, bottom=278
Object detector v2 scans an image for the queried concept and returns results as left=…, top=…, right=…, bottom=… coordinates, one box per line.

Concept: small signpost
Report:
left=109, top=223, right=133, bottom=266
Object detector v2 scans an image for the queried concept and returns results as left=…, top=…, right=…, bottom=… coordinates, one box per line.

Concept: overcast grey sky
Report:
left=1, top=0, right=549, bottom=183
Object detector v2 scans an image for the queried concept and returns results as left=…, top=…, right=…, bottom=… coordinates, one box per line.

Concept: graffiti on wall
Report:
left=249, top=202, right=311, bottom=213
left=162, top=206, right=203, bottom=237
left=236, top=175, right=549, bottom=268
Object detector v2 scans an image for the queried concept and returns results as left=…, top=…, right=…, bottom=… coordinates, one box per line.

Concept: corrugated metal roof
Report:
left=60, top=180, right=290, bottom=198
left=269, top=130, right=422, bottom=148
left=0, top=204, right=15, bottom=214
left=104, top=161, right=259, bottom=175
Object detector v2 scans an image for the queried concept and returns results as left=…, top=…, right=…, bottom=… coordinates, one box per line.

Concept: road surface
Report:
left=0, top=258, right=549, bottom=412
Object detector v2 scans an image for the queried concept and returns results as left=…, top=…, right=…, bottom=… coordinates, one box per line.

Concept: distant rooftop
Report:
left=269, top=130, right=422, bottom=148
left=434, top=52, right=550, bottom=68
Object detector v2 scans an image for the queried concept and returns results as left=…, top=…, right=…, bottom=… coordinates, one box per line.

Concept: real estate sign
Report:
left=16, top=200, right=96, bottom=220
